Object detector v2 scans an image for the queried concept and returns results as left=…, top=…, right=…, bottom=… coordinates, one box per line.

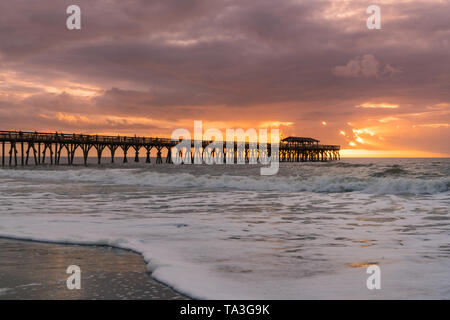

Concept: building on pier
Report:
left=279, top=137, right=340, bottom=162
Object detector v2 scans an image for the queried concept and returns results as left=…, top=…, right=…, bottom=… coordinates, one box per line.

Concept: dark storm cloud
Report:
left=2, top=0, right=449, bottom=106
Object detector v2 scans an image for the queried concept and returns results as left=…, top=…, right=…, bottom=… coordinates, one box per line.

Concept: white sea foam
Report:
left=0, top=288, right=10, bottom=296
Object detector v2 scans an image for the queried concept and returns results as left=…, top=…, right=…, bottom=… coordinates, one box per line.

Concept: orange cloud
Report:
left=418, top=123, right=449, bottom=128
left=357, top=103, right=399, bottom=109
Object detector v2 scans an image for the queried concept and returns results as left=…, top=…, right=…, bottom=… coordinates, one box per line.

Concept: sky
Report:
left=0, top=0, right=449, bottom=157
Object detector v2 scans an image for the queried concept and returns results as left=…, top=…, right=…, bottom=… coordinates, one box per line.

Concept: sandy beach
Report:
left=0, top=238, right=187, bottom=300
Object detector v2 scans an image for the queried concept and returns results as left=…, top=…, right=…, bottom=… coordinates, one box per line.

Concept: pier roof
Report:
left=281, top=137, right=320, bottom=144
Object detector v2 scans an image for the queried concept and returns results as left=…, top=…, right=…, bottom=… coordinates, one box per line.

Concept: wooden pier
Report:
left=0, top=130, right=340, bottom=166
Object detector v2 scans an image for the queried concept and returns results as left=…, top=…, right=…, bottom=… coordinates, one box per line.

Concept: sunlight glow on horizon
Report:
left=341, top=149, right=449, bottom=158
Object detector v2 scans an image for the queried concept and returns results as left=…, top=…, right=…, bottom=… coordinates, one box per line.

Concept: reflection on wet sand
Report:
left=0, top=238, right=187, bottom=300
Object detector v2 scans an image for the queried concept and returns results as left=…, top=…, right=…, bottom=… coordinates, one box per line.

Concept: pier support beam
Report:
left=121, top=146, right=130, bottom=164
left=1, top=141, right=4, bottom=166
left=108, top=146, right=118, bottom=163
left=165, top=147, right=172, bottom=164
left=25, top=142, right=38, bottom=166
left=134, top=147, right=140, bottom=163
left=80, top=144, right=91, bottom=166
left=145, top=146, right=152, bottom=163
left=21, top=142, right=24, bottom=166
left=156, top=147, right=163, bottom=164
left=9, top=142, right=17, bottom=166
left=94, top=145, right=106, bottom=165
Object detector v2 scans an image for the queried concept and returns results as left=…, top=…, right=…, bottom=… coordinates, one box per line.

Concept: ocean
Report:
left=0, top=158, right=449, bottom=299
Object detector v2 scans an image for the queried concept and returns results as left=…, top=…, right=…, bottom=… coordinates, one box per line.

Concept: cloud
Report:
left=333, top=55, right=401, bottom=78
left=418, top=123, right=449, bottom=128
left=357, top=103, right=399, bottom=109
left=378, top=117, right=400, bottom=123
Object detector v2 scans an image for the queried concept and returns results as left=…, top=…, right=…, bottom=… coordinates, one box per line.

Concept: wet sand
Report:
left=0, top=238, right=187, bottom=300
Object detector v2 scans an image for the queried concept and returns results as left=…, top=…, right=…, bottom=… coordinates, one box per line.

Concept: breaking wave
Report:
left=0, top=168, right=448, bottom=195
left=325, top=162, right=374, bottom=168
left=370, top=165, right=410, bottom=177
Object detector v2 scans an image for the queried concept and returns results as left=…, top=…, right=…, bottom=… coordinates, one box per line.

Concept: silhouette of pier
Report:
left=0, top=130, right=340, bottom=166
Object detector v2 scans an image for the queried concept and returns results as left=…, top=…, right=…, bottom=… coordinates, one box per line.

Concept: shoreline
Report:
left=0, top=238, right=188, bottom=300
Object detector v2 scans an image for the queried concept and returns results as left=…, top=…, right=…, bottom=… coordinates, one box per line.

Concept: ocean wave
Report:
left=0, top=168, right=449, bottom=195
left=370, top=165, right=410, bottom=177
left=327, top=162, right=374, bottom=168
